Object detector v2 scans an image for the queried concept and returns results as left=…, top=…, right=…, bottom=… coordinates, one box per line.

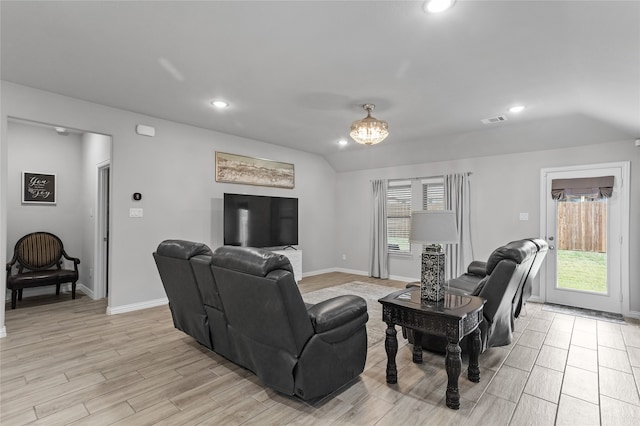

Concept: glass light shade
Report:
left=410, top=210, right=459, bottom=244
left=349, top=105, right=389, bottom=145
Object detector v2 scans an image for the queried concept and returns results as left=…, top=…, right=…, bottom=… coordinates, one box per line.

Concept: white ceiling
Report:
left=2, top=1, right=639, bottom=172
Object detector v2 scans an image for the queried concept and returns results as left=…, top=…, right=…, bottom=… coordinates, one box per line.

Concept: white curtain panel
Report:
left=444, top=173, right=474, bottom=279
left=369, top=179, right=389, bottom=279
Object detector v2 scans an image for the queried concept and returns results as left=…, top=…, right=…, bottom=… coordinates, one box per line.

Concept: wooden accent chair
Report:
left=6, top=232, right=80, bottom=309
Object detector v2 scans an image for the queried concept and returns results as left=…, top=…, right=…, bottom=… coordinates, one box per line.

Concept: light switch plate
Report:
left=129, top=208, right=143, bottom=218
left=519, top=212, right=529, bottom=221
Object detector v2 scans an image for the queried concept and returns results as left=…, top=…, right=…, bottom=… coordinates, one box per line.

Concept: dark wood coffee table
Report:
left=378, top=287, right=485, bottom=409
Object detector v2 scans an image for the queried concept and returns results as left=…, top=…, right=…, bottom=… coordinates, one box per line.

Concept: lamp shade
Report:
left=410, top=210, right=459, bottom=244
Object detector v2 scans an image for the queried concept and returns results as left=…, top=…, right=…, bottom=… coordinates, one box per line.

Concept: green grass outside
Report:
left=557, top=249, right=607, bottom=293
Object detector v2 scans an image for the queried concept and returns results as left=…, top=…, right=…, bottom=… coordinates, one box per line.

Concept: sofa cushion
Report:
left=467, top=261, right=487, bottom=277
left=15, top=232, right=63, bottom=269
left=212, top=246, right=293, bottom=277
left=157, top=240, right=213, bottom=260
left=7, top=269, right=78, bottom=288
left=448, top=274, right=483, bottom=294
left=486, top=240, right=537, bottom=275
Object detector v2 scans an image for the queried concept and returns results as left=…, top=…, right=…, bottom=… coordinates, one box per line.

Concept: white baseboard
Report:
left=334, top=267, right=385, bottom=278
left=318, top=268, right=420, bottom=282
left=78, top=284, right=95, bottom=299
left=302, top=267, right=339, bottom=278
left=106, top=297, right=168, bottom=315
left=0, top=326, right=6, bottom=338
left=333, top=267, right=369, bottom=276
left=390, top=274, right=419, bottom=283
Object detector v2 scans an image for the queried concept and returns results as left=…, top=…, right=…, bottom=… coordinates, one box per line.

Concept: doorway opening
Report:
left=3, top=118, right=112, bottom=314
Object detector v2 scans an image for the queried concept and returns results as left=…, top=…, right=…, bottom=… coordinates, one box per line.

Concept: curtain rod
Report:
left=370, top=172, right=471, bottom=183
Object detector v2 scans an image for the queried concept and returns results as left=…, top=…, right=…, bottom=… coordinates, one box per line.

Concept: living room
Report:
left=1, top=1, right=639, bottom=424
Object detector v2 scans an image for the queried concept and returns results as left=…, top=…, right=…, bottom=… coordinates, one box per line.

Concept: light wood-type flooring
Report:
left=1, top=272, right=640, bottom=425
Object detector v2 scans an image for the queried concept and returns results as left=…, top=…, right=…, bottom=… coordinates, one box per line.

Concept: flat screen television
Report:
left=223, top=193, right=298, bottom=248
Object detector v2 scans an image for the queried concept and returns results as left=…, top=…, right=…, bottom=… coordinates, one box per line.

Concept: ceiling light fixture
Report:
left=211, top=100, right=229, bottom=108
left=338, top=139, right=348, bottom=146
left=349, top=104, right=389, bottom=145
left=508, top=105, right=526, bottom=113
left=424, top=0, right=456, bottom=14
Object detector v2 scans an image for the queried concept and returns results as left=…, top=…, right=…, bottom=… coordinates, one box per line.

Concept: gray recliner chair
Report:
left=408, top=238, right=547, bottom=352
left=153, top=241, right=369, bottom=401
left=450, top=238, right=549, bottom=320
left=209, top=245, right=368, bottom=400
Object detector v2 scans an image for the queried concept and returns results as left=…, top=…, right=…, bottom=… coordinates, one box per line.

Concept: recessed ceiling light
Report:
left=338, top=139, right=348, bottom=146
left=508, top=105, right=526, bottom=113
left=55, top=127, right=66, bottom=133
left=211, top=100, right=229, bottom=108
left=423, top=0, right=456, bottom=14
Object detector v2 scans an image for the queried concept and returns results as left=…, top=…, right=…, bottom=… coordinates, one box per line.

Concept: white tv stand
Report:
left=272, top=249, right=302, bottom=283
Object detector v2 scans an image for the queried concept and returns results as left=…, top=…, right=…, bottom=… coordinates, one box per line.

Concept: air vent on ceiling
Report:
left=481, top=115, right=508, bottom=125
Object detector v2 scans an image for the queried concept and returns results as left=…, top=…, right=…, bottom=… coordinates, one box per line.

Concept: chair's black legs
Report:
left=18, top=289, right=23, bottom=300
left=72, top=282, right=77, bottom=299
left=56, top=284, right=61, bottom=295
left=11, top=290, right=17, bottom=309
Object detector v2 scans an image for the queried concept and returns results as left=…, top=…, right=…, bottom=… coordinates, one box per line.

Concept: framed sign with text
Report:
left=22, top=172, right=56, bottom=204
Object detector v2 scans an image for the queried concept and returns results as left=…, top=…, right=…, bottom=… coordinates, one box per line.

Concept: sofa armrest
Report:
left=6, top=251, right=18, bottom=273
left=62, top=250, right=81, bottom=271
left=467, top=261, right=487, bottom=277
left=307, top=295, right=367, bottom=333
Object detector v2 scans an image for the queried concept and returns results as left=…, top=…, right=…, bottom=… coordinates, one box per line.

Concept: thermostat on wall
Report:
left=132, top=193, right=142, bottom=201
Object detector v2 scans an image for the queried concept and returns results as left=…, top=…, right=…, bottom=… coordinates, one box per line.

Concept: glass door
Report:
left=544, top=167, right=622, bottom=314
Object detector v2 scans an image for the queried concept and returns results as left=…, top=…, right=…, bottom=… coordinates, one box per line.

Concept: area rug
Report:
left=542, top=303, right=626, bottom=325
left=302, top=281, right=400, bottom=348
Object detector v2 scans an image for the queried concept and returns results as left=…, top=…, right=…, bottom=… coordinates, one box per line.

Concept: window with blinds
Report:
left=386, top=178, right=444, bottom=254
left=387, top=181, right=411, bottom=253
left=423, top=181, right=444, bottom=211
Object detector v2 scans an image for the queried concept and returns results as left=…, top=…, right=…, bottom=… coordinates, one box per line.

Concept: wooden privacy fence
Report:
left=557, top=201, right=607, bottom=252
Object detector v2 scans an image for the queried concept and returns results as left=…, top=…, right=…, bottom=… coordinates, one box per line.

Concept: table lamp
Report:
left=410, top=210, right=459, bottom=301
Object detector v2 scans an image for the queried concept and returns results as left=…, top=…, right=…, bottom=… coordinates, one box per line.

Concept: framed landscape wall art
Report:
left=22, top=171, right=56, bottom=204
left=215, top=152, right=295, bottom=189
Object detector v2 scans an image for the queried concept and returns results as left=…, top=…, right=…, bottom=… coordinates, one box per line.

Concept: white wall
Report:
left=0, top=82, right=337, bottom=329
left=1, top=81, right=636, bottom=336
left=336, top=140, right=640, bottom=313
left=6, top=121, right=84, bottom=282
